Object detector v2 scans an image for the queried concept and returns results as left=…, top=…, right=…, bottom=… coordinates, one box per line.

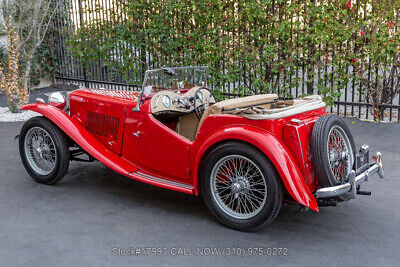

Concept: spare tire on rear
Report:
left=311, top=114, right=356, bottom=202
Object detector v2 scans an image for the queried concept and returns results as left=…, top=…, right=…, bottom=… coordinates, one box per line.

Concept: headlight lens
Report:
left=48, top=92, right=66, bottom=109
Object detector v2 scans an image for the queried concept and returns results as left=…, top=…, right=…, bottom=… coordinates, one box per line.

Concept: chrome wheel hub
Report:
left=231, top=177, right=250, bottom=194
left=231, top=182, right=241, bottom=194
left=327, top=125, right=354, bottom=183
left=24, top=127, right=57, bottom=175
left=210, top=155, right=267, bottom=219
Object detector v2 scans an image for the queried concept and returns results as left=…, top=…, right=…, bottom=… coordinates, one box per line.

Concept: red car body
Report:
left=18, top=66, right=385, bottom=231
left=22, top=88, right=326, bottom=212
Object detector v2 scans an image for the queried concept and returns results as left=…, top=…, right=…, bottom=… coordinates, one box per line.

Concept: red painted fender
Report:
left=21, top=103, right=138, bottom=176
left=192, top=126, right=319, bottom=212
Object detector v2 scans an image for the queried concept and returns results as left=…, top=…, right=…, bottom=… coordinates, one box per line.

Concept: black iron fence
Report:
left=53, top=0, right=400, bottom=122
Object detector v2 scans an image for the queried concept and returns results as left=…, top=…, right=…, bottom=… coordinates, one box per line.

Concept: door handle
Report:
left=133, top=131, right=140, bottom=137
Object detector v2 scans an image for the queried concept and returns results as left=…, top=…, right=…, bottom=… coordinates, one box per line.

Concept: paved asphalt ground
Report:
left=0, top=118, right=399, bottom=266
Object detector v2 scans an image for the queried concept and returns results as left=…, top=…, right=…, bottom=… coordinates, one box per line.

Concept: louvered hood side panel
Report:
left=86, top=111, right=120, bottom=141
left=69, top=89, right=131, bottom=154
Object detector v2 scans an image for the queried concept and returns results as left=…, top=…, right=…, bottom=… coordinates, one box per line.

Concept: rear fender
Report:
left=21, top=103, right=138, bottom=176
left=193, top=126, right=319, bottom=212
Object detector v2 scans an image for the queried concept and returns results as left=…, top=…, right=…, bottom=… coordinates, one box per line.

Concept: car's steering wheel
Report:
left=193, top=87, right=218, bottom=120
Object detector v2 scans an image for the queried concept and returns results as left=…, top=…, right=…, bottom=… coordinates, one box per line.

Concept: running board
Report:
left=128, top=170, right=194, bottom=194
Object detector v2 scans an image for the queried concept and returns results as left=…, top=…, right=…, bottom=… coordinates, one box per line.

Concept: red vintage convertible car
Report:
left=18, top=66, right=384, bottom=231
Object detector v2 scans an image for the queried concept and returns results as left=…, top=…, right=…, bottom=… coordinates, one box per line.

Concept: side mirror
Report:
left=133, top=85, right=152, bottom=112
left=143, top=86, right=152, bottom=97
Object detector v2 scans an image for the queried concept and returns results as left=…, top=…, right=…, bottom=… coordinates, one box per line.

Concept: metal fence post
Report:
left=77, top=0, right=88, bottom=87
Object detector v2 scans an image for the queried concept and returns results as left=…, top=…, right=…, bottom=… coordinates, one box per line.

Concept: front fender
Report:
left=21, top=103, right=138, bottom=176
left=193, top=126, right=319, bottom=212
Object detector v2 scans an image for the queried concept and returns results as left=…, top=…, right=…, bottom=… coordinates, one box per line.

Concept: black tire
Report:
left=19, top=116, right=70, bottom=185
left=311, top=114, right=356, bottom=201
left=201, top=142, right=283, bottom=231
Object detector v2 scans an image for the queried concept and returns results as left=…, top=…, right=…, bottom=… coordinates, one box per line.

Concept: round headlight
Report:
left=48, top=92, right=66, bottom=109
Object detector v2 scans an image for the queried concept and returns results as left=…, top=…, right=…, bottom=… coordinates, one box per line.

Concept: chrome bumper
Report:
left=315, top=151, right=384, bottom=199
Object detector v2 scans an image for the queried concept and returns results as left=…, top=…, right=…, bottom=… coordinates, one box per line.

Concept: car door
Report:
left=122, top=102, right=191, bottom=182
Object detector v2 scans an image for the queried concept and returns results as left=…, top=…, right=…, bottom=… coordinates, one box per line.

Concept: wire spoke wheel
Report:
left=210, top=155, right=267, bottom=219
left=327, top=125, right=354, bottom=183
left=24, top=127, right=57, bottom=176
left=312, top=114, right=356, bottom=202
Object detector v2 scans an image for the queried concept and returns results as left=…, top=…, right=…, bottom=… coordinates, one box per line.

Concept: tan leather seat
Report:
left=175, top=112, right=198, bottom=141
left=195, top=94, right=278, bottom=136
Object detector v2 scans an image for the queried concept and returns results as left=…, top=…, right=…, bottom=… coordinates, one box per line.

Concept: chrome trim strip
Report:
left=135, top=171, right=194, bottom=189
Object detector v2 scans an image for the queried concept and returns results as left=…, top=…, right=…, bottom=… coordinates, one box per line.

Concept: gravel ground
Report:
left=0, top=119, right=399, bottom=267
left=0, top=108, right=39, bottom=122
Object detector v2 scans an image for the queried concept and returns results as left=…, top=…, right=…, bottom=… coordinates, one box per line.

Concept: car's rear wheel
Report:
left=311, top=114, right=356, bottom=201
left=201, top=142, right=283, bottom=231
left=19, top=116, right=70, bottom=184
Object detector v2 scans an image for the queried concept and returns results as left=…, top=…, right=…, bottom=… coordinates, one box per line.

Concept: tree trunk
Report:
left=18, top=52, right=35, bottom=109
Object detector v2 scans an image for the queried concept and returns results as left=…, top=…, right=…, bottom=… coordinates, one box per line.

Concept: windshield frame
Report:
left=133, top=66, right=209, bottom=111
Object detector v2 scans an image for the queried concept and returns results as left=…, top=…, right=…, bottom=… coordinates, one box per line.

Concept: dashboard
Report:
left=151, top=86, right=213, bottom=115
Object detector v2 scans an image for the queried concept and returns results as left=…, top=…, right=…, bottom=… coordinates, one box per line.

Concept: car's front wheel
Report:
left=201, top=142, right=283, bottom=231
left=19, top=116, right=70, bottom=184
